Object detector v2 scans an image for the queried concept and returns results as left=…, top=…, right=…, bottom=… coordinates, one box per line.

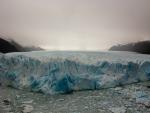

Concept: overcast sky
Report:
left=0, top=0, right=150, bottom=50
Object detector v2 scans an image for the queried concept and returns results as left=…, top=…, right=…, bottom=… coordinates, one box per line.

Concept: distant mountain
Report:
left=0, top=38, right=19, bottom=53
left=0, top=38, right=44, bottom=53
left=109, top=40, right=150, bottom=54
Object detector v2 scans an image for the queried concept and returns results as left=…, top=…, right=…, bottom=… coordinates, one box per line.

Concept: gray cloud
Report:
left=0, top=0, right=150, bottom=50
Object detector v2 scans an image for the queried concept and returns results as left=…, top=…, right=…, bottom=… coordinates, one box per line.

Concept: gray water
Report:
left=1, top=81, right=150, bottom=113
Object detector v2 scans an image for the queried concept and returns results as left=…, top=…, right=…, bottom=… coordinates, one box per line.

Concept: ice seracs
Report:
left=0, top=51, right=150, bottom=95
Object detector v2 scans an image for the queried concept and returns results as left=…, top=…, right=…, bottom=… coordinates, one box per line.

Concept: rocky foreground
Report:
left=1, top=81, right=150, bottom=113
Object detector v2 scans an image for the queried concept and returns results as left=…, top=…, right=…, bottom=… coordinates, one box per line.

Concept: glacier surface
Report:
left=0, top=51, right=150, bottom=95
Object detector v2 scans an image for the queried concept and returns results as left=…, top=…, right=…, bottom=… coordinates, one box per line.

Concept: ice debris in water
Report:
left=21, top=104, right=34, bottom=113
left=108, top=106, right=126, bottom=113
left=0, top=51, right=150, bottom=95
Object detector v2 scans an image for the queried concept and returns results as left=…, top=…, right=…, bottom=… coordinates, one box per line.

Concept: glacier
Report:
left=0, top=51, right=150, bottom=95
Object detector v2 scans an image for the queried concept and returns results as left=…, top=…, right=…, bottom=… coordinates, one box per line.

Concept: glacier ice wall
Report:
left=0, top=51, right=150, bottom=95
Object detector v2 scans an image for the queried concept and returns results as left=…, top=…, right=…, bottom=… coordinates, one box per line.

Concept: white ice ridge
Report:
left=0, top=51, right=150, bottom=95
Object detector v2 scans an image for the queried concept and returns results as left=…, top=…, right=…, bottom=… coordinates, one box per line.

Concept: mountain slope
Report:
left=0, top=38, right=19, bottom=53
left=0, top=38, right=43, bottom=53
left=109, top=41, right=150, bottom=54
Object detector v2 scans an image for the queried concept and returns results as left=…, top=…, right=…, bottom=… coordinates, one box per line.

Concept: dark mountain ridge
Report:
left=0, top=38, right=44, bottom=53
left=109, top=40, right=150, bottom=54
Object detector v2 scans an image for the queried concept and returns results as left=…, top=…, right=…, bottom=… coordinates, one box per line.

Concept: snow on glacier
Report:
left=0, top=51, right=150, bottom=95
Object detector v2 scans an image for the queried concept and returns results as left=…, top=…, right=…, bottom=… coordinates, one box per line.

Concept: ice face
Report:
left=0, top=51, right=150, bottom=95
